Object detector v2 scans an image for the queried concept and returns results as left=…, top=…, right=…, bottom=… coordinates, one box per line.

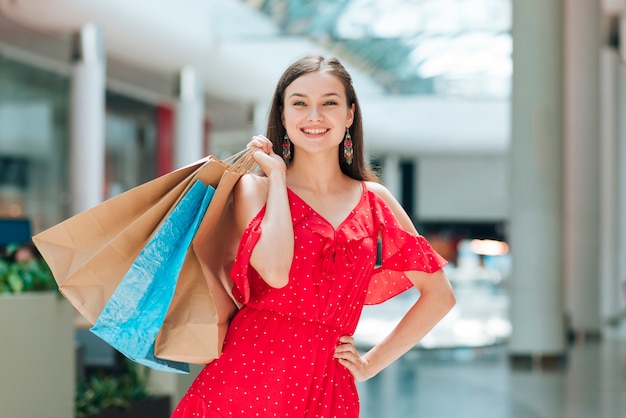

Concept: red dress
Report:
left=172, top=183, right=446, bottom=417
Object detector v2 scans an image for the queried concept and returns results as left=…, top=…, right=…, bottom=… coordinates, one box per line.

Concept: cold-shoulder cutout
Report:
left=364, top=186, right=447, bottom=305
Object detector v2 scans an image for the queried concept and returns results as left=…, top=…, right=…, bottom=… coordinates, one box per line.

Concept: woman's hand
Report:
left=247, top=135, right=286, bottom=177
left=241, top=135, right=293, bottom=288
left=334, top=335, right=371, bottom=382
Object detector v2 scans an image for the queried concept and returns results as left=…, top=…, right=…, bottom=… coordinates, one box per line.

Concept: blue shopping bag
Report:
left=91, top=180, right=215, bottom=373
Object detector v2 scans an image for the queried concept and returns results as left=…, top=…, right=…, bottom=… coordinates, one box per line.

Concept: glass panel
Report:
left=0, top=56, right=158, bottom=236
left=0, top=55, right=69, bottom=234
left=105, top=93, right=157, bottom=199
left=244, top=0, right=511, bottom=99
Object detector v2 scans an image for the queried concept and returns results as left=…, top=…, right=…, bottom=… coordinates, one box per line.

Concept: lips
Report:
left=302, top=128, right=328, bottom=135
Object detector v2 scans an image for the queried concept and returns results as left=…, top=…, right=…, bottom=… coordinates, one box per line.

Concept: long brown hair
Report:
left=266, top=54, right=379, bottom=182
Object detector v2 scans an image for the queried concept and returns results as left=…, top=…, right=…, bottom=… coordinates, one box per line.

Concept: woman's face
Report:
left=281, top=70, right=355, bottom=158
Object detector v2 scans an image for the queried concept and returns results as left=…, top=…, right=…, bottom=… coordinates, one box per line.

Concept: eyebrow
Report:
left=288, top=92, right=341, bottom=99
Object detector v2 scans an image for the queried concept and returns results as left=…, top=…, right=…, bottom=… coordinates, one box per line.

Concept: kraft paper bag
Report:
left=33, top=149, right=256, bottom=367
left=32, top=158, right=210, bottom=324
left=154, top=168, right=244, bottom=364
left=153, top=152, right=257, bottom=365
left=91, top=180, right=215, bottom=373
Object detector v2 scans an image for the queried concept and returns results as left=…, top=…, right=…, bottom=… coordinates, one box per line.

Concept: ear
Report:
left=346, top=103, right=355, bottom=128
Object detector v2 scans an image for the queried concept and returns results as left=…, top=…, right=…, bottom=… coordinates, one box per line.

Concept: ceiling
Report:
left=244, top=0, right=512, bottom=99
left=0, top=0, right=617, bottom=154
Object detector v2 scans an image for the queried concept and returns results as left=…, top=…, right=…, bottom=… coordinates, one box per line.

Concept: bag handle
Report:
left=223, top=147, right=259, bottom=175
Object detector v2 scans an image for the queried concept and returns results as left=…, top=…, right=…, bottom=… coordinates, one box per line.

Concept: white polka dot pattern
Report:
left=172, top=182, right=447, bottom=417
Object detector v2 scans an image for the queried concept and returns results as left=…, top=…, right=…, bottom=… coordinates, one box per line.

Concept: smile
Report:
left=302, top=128, right=328, bottom=134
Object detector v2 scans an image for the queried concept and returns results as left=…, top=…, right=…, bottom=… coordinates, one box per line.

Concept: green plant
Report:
left=0, top=244, right=57, bottom=294
left=76, top=359, right=154, bottom=418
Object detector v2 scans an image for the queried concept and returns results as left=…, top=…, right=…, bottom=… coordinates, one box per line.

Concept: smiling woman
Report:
left=172, top=54, right=455, bottom=418
left=281, top=71, right=354, bottom=162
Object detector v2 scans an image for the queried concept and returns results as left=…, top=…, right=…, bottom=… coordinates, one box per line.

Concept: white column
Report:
left=599, top=47, right=621, bottom=322
left=70, top=23, right=106, bottom=215
left=618, top=36, right=626, bottom=323
left=252, top=102, right=268, bottom=138
left=175, top=66, right=204, bottom=168
left=509, top=0, right=565, bottom=360
left=563, top=0, right=602, bottom=335
left=381, top=155, right=401, bottom=199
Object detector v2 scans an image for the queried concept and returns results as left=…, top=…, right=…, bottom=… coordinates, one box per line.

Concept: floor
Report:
left=356, top=338, right=626, bottom=418
left=352, top=264, right=626, bottom=418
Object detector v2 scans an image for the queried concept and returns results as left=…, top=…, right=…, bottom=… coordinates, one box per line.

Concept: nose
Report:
left=307, top=105, right=322, bottom=121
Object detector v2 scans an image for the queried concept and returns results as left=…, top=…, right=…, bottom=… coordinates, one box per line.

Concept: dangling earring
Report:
left=343, top=128, right=353, bottom=165
left=282, top=133, right=292, bottom=163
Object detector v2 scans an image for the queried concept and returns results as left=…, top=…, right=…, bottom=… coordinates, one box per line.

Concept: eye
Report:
left=291, top=100, right=306, bottom=107
left=324, top=100, right=338, bottom=106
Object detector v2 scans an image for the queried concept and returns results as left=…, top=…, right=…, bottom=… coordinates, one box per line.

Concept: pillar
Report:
left=381, top=155, right=401, bottom=199
left=70, top=23, right=106, bottom=215
left=253, top=101, right=268, bottom=138
left=563, top=0, right=602, bottom=338
left=618, top=18, right=626, bottom=324
left=509, top=0, right=566, bottom=366
left=599, top=47, right=621, bottom=324
left=175, top=66, right=204, bottom=168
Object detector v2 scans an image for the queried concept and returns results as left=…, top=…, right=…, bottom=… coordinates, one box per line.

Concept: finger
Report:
left=337, top=358, right=353, bottom=369
left=334, top=345, right=359, bottom=360
left=338, top=335, right=355, bottom=344
left=334, top=349, right=351, bottom=359
left=335, top=337, right=355, bottom=353
left=247, top=135, right=267, bottom=148
left=337, top=357, right=361, bottom=379
left=251, top=150, right=273, bottom=166
left=250, top=135, right=273, bottom=153
left=334, top=344, right=354, bottom=355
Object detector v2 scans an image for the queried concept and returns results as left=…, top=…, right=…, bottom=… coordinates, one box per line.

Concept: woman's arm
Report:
left=334, top=182, right=456, bottom=381
left=336, top=269, right=455, bottom=381
left=232, top=136, right=294, bottom=288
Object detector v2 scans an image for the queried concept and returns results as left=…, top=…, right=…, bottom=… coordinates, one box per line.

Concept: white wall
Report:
left=363, top=98, right=510, bottom=154
left=417, top=154, right=509, bottom=221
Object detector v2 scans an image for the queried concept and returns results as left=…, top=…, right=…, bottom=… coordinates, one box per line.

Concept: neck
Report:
left=286, top=154, right=347, bottom=193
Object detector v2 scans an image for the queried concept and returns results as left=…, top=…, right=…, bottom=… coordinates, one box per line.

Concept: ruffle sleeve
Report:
left=365, top=192, right=447, bottom=305
left=230, top=207, right=266, bottom=305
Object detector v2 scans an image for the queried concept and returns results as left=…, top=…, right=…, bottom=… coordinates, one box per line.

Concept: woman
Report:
left=172, top=54, right=456, bottom=417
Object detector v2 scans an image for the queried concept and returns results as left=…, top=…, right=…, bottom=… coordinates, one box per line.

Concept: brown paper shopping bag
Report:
left=32, top=160, right=206, bottom=324
left=155, top=156, right=255, bottom=364
left=33, top=149, right=256, bottom=365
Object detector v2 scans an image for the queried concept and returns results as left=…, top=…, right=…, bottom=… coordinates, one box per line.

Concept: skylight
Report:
left=243, top=0, right=511, bottom=99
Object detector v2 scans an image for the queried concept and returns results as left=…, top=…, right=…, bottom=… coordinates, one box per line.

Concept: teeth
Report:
left=304, top=129, right=326, bottom=134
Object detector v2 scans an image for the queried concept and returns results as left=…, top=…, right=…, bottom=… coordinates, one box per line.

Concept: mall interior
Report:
left=0, top=0, right=625, bottom=417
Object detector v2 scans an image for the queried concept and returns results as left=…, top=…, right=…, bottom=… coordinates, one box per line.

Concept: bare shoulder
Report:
left=236, top=173, right=269, bottom=196
left=364, top=181, right=395, bottom=205
left=233, top=173, right=269, bottom=233
left=363, top=180, right=418, bottom=234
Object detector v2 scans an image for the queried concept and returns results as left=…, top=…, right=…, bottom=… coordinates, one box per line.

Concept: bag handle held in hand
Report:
left=222, top=147, right=259, bottom=175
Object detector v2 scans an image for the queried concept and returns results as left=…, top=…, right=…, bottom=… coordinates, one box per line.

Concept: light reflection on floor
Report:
left=356, top=239, right=513, bottom=350
left=353, top=271, right=626, bottom=418
left=354, top=275, right=512, bottom=350
left=355, top=335, right=626, bottom=418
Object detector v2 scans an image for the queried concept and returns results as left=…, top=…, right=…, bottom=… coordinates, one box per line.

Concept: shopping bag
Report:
left=32, top=148, right=257, bottom=367
left=31, top=158, right=210, bottom=324
left=154, top=166, right=246, bottom=363
left=90, top=180, right=214, bottom=373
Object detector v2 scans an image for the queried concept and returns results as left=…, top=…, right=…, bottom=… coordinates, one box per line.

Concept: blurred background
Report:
left=0, top=0, right=625, bottom=417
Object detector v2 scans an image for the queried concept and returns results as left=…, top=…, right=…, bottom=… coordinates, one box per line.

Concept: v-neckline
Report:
left=287, top=182, right=366, bottom=232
